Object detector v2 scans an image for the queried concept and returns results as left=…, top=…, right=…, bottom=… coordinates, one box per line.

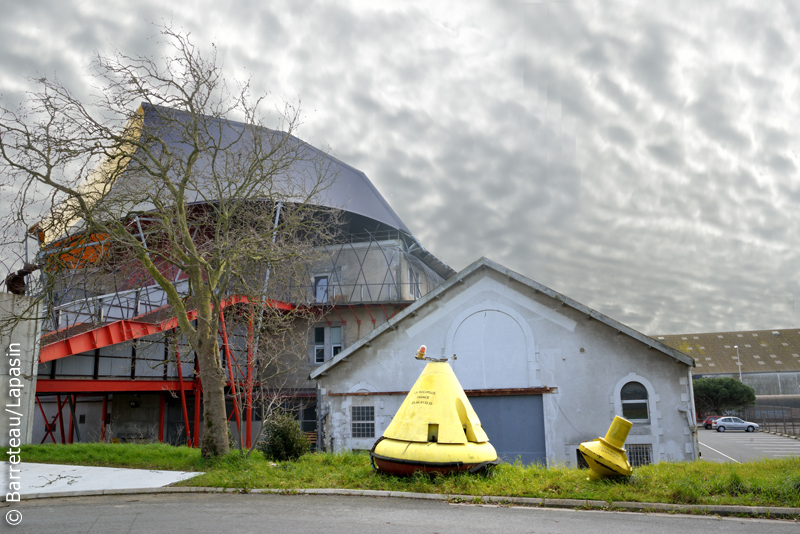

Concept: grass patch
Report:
left=18, top=444, right=800, bottom=509
left=20, top=443, right=206, bottom=472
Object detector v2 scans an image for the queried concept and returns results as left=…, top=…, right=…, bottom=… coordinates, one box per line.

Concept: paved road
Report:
left=5, top=494, right=797, bottom=534
left=698, top=430, right=800, bottom=463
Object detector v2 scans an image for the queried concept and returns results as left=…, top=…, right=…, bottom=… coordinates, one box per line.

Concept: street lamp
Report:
left=734, top=345, right=742, bottom=381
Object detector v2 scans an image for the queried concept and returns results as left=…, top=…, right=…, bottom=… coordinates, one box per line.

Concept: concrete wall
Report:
left=316, top=267, right=698, bottom=465
left=111, top=394, right=161, bottom=442
left=33, top=397, right=107, bottom=444
left=0, top=294, right=41, bottom=447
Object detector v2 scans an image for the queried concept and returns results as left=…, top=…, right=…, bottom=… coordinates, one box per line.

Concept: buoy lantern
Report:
left=370, top=345, right=499, bottom=475
left=578, top=416, right=633, bottom=479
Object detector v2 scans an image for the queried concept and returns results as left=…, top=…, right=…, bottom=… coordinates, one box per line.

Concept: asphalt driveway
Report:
left=698, top=430, right=800, bottom=463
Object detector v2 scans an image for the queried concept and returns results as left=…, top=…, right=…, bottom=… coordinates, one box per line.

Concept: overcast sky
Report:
left=2, top=0, right=799, bottom=335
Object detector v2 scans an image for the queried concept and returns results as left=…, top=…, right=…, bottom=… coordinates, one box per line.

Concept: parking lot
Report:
left=698, top=429, right=800, bottom=463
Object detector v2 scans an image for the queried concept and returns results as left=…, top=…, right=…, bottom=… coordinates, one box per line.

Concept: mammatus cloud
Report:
left=1, top=0, right=799, bottom=335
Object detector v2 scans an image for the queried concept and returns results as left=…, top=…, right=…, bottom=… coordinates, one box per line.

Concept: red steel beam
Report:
left=362, top=304, right=376, bottom=324
left=175, top=337, right=192, bottom=446
left=39, top=295, right=295, bottom=363
left=57, top=394, right=66, bottom=444
left=36, top=396, right=58, bottom=444
left=348, top=305, right=361, bottom=325
left=36, top=378, right=196, bottom=393
left=219, top=313, right=241, bottom=434
left=67, top=395, right=75, bottom=444
left=245, top=315, right=253, bottom=449
left=193, top=384, right=201, bottom=448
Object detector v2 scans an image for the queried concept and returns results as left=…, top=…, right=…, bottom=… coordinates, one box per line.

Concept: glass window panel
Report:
left=351, top=406, right=375, bottom=438
left=315, top=347, right=325, bottom=363
left=352, top=422, right=374, bottom=438
left=352, top=406, right=374, bottom=421
left=331, top=326, right=342, bottom=344
left=332, top=345, right=341, bottom=357
left=620, top=382, right=648, bottom=401
left=314, top=327, right=325, bottom=344
left=302, top=404, right=317, bottom=421
left=622, top=402, right=649, bottom=421
left=315, top=277, right=328, bottom=302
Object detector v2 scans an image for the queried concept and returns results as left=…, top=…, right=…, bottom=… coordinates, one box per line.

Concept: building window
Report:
left=621, top=381, right=649, bottom=423
left=351, top=406, right=374, bottom=438
left=312, top=325, right=343, bottom=364
left=331, top=326, right=342, bottom=356
left=314, top=327, right=325, bottom=363
left=314, top=276, right=329, bottom=303
left=627, top=444, right=652, bottom=466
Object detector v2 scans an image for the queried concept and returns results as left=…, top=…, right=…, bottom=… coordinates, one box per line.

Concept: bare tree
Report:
left=0, top=27, right=337, bottom=457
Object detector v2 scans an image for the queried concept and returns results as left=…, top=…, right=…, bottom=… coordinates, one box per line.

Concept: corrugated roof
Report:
left=656, top=329, right=800, bottom=374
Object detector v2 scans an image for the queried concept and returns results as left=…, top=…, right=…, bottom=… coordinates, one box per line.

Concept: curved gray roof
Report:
left=131, top=103, right=411, bottom=234
left=40, top=103, right=456, bottom=277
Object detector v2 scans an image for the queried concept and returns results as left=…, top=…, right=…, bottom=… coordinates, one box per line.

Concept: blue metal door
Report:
left=469, top=395, right=547, bottom=465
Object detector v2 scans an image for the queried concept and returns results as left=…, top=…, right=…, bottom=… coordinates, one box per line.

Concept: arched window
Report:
left=620, top=381, right=649, bottom=423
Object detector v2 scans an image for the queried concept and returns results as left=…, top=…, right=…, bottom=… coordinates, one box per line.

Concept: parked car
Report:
left=702, top=415, right=721, bottom=429
left=712, top=417, right=759, bottom=432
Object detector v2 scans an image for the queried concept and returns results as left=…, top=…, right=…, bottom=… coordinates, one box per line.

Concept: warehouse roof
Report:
left=656, top=329, right=800, bottom=374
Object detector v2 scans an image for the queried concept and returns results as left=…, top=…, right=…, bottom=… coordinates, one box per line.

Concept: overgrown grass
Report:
left=20, top=443, right=206, bottom=472
left=18, top=444, right=800, bottom=508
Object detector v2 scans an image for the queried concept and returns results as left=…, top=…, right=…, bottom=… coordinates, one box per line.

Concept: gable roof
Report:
left=656, top=329, right=800, bottom=374
left=310, top=257, right=693, bottom=379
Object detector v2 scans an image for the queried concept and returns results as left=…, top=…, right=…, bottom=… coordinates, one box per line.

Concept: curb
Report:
left=17, top=487, right=800, bottom=518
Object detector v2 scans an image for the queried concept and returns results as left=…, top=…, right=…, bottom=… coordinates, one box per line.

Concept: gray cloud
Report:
left=2, top=0, right=800, bottom=336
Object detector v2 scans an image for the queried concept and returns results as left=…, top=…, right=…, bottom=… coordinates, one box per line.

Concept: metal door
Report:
left=469, top=395, right=547, bottom=465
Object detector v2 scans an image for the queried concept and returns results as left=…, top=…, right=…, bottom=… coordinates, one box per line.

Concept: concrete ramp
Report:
left=15, top=462, right=202, bottom=496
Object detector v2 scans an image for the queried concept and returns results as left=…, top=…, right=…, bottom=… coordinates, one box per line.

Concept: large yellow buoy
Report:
left=578, top=416, right=633, bottom=479
left=370, top=345, right=499, bottom=475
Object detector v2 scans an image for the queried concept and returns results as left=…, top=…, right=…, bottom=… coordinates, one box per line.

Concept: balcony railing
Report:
left=46, top=280, right=188, bottom=333
left=281, top=282, right=423, bottom=305
left=44, top=277, right=426, bottom=335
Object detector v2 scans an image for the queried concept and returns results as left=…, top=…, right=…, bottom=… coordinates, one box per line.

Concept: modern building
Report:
left=30, top=103, right=454, bottom=447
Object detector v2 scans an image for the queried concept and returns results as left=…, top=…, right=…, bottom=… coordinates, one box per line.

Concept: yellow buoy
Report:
left=370, top=345, right=499, bottom=475
left=578, top=416, right=633, bottom=479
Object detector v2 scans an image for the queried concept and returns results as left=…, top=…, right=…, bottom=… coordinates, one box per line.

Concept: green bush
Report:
left=257, top=410, right=310, bottom=462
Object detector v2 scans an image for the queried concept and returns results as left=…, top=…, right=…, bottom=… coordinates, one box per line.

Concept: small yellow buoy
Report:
left=578, top=416, right=633, bottom=479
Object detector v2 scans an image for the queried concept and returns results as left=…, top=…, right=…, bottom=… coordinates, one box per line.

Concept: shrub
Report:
left=257, top=410, right=310, bottom=462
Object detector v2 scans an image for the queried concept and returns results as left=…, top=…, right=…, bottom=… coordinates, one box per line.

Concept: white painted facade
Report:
left=312, top=258, right=699, bottom=467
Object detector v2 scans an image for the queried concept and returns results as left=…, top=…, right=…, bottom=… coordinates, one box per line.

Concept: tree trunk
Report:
left=194, top=302, right=230, bottom=457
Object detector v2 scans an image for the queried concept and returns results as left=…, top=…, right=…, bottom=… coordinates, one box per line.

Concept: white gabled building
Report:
left=311, top=257, right=699, bottom=467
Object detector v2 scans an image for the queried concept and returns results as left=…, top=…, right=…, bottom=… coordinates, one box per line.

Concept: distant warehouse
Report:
left=656, top=329, right=800, bottom=397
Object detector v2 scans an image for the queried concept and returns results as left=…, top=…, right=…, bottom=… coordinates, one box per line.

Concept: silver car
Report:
left=712, top=417, right=759, bottom=432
